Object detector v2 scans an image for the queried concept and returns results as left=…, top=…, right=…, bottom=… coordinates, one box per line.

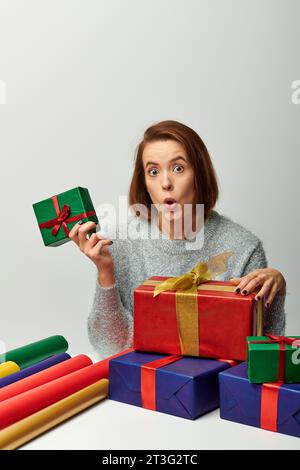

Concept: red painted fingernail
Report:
left=242, top=290, right=247, bottom=295
left=266, top=302, right=270, bottom=308
left=256, top=296, right=261, bottom=301
left=235, top=288, right=240, bottom=294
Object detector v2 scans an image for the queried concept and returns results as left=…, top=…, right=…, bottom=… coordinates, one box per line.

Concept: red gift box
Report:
left=134, top=277, right=263, bottom=361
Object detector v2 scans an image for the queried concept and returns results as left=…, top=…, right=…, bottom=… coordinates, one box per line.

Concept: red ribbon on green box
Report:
left=249, top=334, right=299, bottom=383
left=38, top=195, right=96, bottom=237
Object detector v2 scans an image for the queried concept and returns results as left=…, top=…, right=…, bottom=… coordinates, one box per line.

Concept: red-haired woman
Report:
left=69, top=120, right=286, bottom=358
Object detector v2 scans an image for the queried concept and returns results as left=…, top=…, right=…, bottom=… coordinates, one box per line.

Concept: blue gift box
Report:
left=109, top=351, right=231, bottom=420
left=219, top=362, right=300, bottom=438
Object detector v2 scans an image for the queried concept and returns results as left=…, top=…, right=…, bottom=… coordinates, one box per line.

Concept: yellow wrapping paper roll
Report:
left=0, top=361, right=20, bottom=379
left=0, top=379, right=108, bottom=450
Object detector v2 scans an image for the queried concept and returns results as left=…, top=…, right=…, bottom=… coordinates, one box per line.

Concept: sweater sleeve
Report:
left=241, top=241, right=286, bottom=335
left=87, top=275, right=133, bottom=359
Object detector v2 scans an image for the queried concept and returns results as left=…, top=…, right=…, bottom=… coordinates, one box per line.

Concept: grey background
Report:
left=0, top=0, right=299, bottom=361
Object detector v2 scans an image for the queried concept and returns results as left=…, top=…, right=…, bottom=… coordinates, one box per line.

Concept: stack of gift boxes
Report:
left=109, top=269, right=260, bottom=419
left=30, top=186, right=300, bottom=441
left=219, top=334, right=300, bottom=436
left=109, top=273, right=300, bottom=438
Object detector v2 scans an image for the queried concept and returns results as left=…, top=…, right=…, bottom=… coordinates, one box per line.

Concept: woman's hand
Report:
left=230, top=268, right=286, bottom=309
left=68, top=220, right=114, bottom=275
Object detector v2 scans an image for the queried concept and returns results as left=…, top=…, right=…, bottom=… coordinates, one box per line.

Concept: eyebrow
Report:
left=145, top=156, right=187, bottom=168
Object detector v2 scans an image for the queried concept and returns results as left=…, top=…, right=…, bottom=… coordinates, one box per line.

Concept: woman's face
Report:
left=142, top=139, right=196, bottom=221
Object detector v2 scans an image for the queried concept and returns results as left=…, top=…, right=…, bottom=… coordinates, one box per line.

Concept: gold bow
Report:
left=153, top=250, right=234, bottom=297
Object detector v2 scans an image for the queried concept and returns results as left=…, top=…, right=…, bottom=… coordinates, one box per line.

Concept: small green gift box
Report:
left=247, top=335, right=300, bottom=383
left=33, top=186, right=98, bottom=246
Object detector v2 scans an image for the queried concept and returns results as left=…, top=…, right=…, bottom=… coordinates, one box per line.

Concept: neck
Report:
left=156, top=206, right=203, bottom=240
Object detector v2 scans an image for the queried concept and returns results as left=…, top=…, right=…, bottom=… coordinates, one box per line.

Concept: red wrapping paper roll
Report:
left=96, top=347, right=134, bottom=378
left=0, top=359, right=110, bottom=430
left=0, top=354, right=92, bottom=403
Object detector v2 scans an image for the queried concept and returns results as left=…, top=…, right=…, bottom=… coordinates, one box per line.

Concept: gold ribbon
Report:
left=153, top=251, right=234, bottom=297
left=143, top=251, right=262, bottom=356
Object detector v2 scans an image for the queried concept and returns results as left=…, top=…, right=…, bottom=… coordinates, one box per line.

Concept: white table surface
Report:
left=22, top=398, right=300, bottom=450
left=20, top=355, right=300, bottom=451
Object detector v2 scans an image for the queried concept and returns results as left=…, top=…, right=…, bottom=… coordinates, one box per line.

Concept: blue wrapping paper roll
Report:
left=0, top=353, right=71, bottom=388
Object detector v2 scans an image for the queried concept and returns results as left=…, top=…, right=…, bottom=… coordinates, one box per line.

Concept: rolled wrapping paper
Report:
left=0, top=336, right=68, bottom=369
left=0, top=359, right=110, bottom=429
left=0, top=379, right=109, bottom=450
left=0, top=354, right=92, bottom=403
left=0, top=353, right=71, bottom=389
left=0, top=362, right=20, bottom=379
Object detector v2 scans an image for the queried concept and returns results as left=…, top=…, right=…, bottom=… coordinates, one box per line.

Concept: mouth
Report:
left=162, top=198, right=179, bottom=212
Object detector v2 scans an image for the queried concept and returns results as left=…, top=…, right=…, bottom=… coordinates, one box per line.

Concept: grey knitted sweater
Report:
left=87, top=209, right=286, bottom=359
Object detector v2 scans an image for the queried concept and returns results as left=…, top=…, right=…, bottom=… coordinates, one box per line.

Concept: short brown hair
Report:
left=128, top=120, right=219, bottom=221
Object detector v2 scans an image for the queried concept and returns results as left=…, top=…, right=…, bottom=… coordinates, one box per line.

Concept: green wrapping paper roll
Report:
left=0, top=336, right=68, bottom=369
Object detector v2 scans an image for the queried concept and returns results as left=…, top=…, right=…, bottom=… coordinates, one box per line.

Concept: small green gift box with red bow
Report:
left=33, top=186, right=98, bottom=246
left=247, top=334, right=300, bottom=383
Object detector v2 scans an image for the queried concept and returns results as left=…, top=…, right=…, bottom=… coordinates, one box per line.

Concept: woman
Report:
left=69, top=120, right=286, bottom=358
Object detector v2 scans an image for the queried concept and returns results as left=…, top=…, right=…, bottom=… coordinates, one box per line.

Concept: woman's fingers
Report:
left=85, top=232, right=102, bottom=250
left=229, top=277, right=242, bottom=286
left=68, top=222, right=81, bottom=245
left=238, top=276, right=264, bottom=296
left=253, top=278, right=273, bottom=304
left=69, top=220, right=96, bottom=246
left=68, top=220, right=113, bottom=271
left=230, top=268, right=285, bottom=308
left=77, top=222, right=97, bottom=250
left=89, top=239, right=113, bottom=258
left=232, top=271, right=258, bottom=293
left=231, top=271, right=276, bottom=307
left=263, top=282, right=278, bottom=308
left=85, top=232, right=112, bottom=250
left=68, top=220, right=113, bottom=257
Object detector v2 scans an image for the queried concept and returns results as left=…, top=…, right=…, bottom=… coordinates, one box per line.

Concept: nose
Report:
left=161, top=172, right=173, bottom=191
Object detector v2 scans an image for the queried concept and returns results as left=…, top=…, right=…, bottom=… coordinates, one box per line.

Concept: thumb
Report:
left=229, top=277, right=241, bottom=285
